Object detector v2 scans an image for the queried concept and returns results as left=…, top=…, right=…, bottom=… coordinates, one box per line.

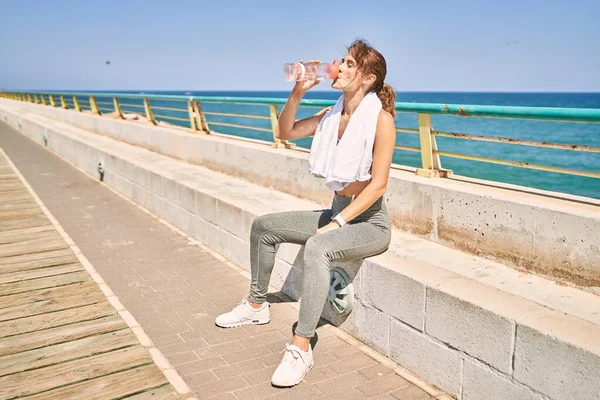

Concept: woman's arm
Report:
left=276, top=100, right=330, bottom=140
left=331, top=110, right=396, bottom=225
left=276, top=69, right=329, bottom=140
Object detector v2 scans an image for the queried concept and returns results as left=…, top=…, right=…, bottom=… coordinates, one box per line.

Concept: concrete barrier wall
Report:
left=2, top=99, right=599, bottom=288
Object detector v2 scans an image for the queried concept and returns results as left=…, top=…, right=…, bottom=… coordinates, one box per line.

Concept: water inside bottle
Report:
left=283, top=62, right=339, bottom=82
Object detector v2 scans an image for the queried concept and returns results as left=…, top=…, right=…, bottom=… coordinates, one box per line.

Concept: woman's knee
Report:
left=304, top=236, right=331, bottom=265
left=251, top=214, right=271, bottom=237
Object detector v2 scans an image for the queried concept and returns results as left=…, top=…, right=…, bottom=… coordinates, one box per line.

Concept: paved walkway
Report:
left=0, top=121, right=438, bottom=400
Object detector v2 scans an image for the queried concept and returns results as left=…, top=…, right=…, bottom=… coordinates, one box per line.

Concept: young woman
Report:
left=216, top=39, right=397, bottom=387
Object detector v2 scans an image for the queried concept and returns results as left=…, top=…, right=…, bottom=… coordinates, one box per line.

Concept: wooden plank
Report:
left=0, top=184, right=27, bottom=193
left=0, top=235, right=68, bottom=258
left=0, top=280, right=98, bottom=309
left=0, top=190, right=31, bottom=202
left=0, top=301, right=117, bottom=338
left=0, top=193, right=34, bottom=202
left=0, top=248, right=76, bottom=268
left=0, top=195, right=39, bottom=206
left=0, top=185, right=31, bottom=192
left=0, top=328, right=137, bottom=377
left=0, top=282, right=105, bottom=322
left=24, top=365, right=171, bottom=400
left=0, top=176, right=22, bottom=182
left=0, top=224, right=55, bottom=244
left=0, top=192, right=34, bottom=201
left=0, top=214, right=49, bottom=232
left=0, top=262, right=83, bottom=283
left=0, top=269, right=89, bottom=296
left=0, top=229, right=62, bottom=246
left=0, top=208, right=44, bottom=222
left=0, top=314, right=127, bottom=356
left=0, top=346, right=152, bottom=399
left=0, top=200, right=38, bottom=211
left=0, top=188, right=28, bottom=197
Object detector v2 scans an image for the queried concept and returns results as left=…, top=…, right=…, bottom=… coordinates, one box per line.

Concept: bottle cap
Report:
left=328, top=60, right=340, bottom=80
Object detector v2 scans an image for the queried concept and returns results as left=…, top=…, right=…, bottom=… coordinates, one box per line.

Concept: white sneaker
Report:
left=215, top=299, right=270, bottom=328
left=271, top=344, right=314, bottom=387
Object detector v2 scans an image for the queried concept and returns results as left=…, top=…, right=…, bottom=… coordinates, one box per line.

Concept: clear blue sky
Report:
left=1, top=0, right=598, bottom=92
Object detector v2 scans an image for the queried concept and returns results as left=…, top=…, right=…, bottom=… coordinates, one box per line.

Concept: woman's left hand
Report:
left=316, top=222, right=340, bottom=235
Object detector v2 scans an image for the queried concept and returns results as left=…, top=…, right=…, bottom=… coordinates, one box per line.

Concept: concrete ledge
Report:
left=1, top=99, right=599, bottom=289
left=2, top=104, right=600, bottom=399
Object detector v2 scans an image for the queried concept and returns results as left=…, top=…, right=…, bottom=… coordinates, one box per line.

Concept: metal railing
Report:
left=1, top=90, right=599, bottom=183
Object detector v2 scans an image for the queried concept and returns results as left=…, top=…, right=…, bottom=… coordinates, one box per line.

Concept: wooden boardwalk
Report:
left=0, top=151, right=182, bottom=400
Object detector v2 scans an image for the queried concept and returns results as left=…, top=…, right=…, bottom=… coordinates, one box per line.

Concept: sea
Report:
left=81, top=91, right=600, bottom=200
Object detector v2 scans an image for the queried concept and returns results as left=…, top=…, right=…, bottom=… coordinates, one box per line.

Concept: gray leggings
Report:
left=248, top=193, right=392, bottom=338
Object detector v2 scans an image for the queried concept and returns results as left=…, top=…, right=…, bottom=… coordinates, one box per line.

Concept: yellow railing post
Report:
left=194, top=101, right=210, bottom=133
left=40, top=95, right=47, bottom=106
left=187, top=100, right=199, bottom=131
left=143, top=98, right=156, bottom=124
left=27, top=94, right=33, bottom=103
left=34, top=94, right=40, bottom=104
left=73, top=95, right=82, bottom=112
left=268, top=104, right=295, bottom=149
left=60, top=95, right=68, bottom=109
left=113, top=97, right=123, bottom=119
left=90, top=96, right=100, bottom=115
left=49, top=95, right=57, bottom=107
left=415, top=113, right=452, bottom=178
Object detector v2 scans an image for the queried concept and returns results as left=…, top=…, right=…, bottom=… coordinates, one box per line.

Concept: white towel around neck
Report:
left=308, top=92, right=382, bottom=191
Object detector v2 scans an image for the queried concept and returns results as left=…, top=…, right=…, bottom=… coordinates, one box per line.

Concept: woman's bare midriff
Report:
left=335, top=179, right=371, bottom=198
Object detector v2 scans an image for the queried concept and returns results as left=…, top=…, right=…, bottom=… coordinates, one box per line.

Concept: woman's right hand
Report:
left=293, top=60, right=322, bottom=94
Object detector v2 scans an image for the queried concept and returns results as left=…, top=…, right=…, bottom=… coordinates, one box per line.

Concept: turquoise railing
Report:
left=1, top=91, right=599, bottom=194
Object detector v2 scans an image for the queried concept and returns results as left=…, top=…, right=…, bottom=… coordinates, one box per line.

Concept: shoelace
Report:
left=279, top=344, right=305, bottom=367
left=232, top=299, right=250, bottom=316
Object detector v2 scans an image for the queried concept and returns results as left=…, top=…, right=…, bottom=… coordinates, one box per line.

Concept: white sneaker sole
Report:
left=215, top=317, right=271, bottom=328
left=271, top=360, right=315, bottom=388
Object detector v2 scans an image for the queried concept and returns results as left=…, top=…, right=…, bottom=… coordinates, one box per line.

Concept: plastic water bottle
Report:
left=283, top=62, right=339, bottom=82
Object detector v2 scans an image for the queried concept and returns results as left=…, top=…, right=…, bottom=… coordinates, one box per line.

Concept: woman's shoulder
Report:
left=376, top=110, right=395, bottom=132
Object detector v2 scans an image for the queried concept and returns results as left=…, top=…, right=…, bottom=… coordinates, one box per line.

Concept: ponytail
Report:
left=377, top=83, right=396, bottom=117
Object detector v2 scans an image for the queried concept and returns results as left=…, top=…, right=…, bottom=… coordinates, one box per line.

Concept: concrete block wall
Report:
left=2, top=105, right=600, bottom=399
left=1, top=100, right=599, bottom=288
